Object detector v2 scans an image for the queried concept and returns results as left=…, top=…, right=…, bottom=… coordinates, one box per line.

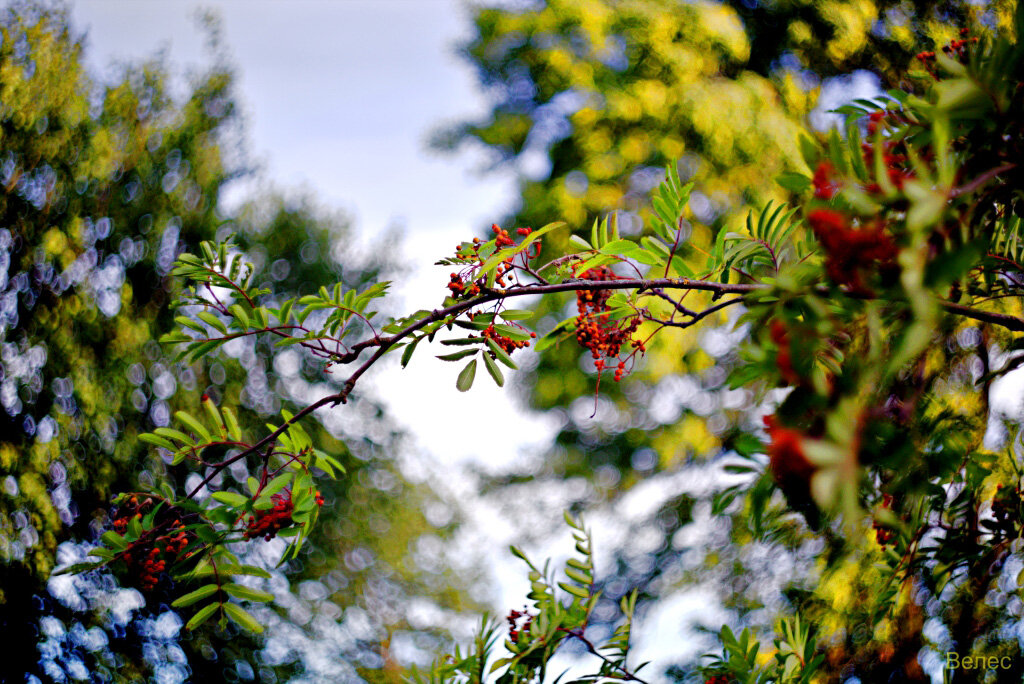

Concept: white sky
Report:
left=70, top=0, right=561, bottom=469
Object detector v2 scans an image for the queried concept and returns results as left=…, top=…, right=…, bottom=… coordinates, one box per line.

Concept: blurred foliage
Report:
left=0, top=3, right=479, bottom=681
left=442, top=0, right=1024, bottom=680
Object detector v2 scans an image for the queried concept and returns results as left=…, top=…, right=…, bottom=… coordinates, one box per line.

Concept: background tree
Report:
left=0, top=5, right=478, bottom=681
left=437, top=0, right=1024, bottom=679
left=14, top=1, right=1024, bottom=682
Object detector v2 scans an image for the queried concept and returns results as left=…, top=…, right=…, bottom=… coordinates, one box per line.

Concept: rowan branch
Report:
left=182, top=274, right=1024, bottom=501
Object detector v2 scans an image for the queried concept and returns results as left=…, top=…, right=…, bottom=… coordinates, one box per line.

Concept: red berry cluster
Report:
left=917, top=28, right=977, bottom=72
left=574, top=266, right=643, bottom=382
left=812, top=161, right=839, bottom=201
left=446, top=225, right=539, bottom=298
left=505, top=607, right=534, bottom=644
left=111, top=498, right=192, bottom=593
left=493, top=223, right=516, bottom=248
left=242, top=488, right=324, bottom=541
left=874, top=494, right=896, bottom=547
left=244, top=491, right=296, bottom=541
left=764, top=415, right=815, bottom=492
left=112, top=494, right=149, bottom=535
left=447, top=272, right=481, bottom=297
left=769, top=321, right=800, bottom=386
left=483, top=323, right=535, bottom=354
left=862, top=139, right=912, bottom=193
left=705, top=676, right=734, bottom=684
left=807, top=209, right=898, bottom=294
left=122, top=521, right=190, bottom=591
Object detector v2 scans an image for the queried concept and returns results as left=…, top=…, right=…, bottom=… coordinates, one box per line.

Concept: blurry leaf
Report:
left=776, top=172, right=811, bottom=195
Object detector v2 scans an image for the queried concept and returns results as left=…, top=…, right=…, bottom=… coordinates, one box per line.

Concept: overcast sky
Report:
left=72, top=0, right=511, bottom=235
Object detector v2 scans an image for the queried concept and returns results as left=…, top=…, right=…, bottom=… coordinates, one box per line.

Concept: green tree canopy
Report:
left=0, top=5, right=476, bottom=681
left=434, top=0, right=1024, bottom=679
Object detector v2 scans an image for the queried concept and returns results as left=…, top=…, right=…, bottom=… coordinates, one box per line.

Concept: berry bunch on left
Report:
left=444, top=224, right=539, bottom=298
left=111, top=496, right=194, bottom=593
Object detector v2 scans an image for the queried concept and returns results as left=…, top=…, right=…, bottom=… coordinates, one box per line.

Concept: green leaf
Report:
left=197, top=310, right=228, bottom=335
left=566, top=558, right=591, bottom=572
left=492, top=324, right=531, bottom=341
left=437, top=349, right=479, bottom=361
left=776, top=172, right=812, bottom=195
left=498, top=309, right=533, bottom=321
left=440, top=337, right=484, bottom=346
left=517, top=221, right=564, bottom=252
left=223, top=603, right=264, bottom=633
left=175, top=411, right=212, bottom=443
left=221, top=407, right=242, bottom=441
left=202, top=398, right=223, bottom=434
left=183, top=562, right=273, bottom=581
left=228, top=304, right=250, bottom=329
left=485, top=337, right=518, bottom=369
left=154, top=427, right=193, bottom=445
left=186, top=602, right=222, bottom=634
left=482, top=351, right=504, bottom=387
left=175, top=316, right=207, bottom=335
left=262, top=472, right=292, bottom=498
left=400, top=335, right=422, bottom=368
left=185, top=602, right=220, bottom=631
left=139, top=433, right=175, bottom=450
left=564, top=567, right=592, bottom=585
left=574, top=254, right=617, bottom=274
left=509, top=545, right=530, bottom=563
left=558, top=582, right=590, bottom=599
left=172, top=584, right=220, bottom=608
left=101, top=531, right=127, bottom=551
left=568, top=234, right=593, bottom=251
left=277, top=298, right=294, bottom=324
left=534, top=318, right=575, bottom=352
left=211, top=491, right=248, bottom=507
left=87, top=547, right=115, bottom=560
left=456, top=359, right=477, bottom=392
left=222, top=583, right=275, bottom=603
left=798, top=133, right=818, bottom=169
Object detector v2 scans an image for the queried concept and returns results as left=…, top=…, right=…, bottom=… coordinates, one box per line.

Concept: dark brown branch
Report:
left=559, top=627, right=650, bottom=683
left=950, top=163, right=1016, bottom=198
left=643, top=297, right=743, bottom=328
left=646, top=288, right=698, bottom=317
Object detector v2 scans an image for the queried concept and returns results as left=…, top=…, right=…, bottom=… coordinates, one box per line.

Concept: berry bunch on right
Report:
left=243, top=491, right=296, bottom=541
